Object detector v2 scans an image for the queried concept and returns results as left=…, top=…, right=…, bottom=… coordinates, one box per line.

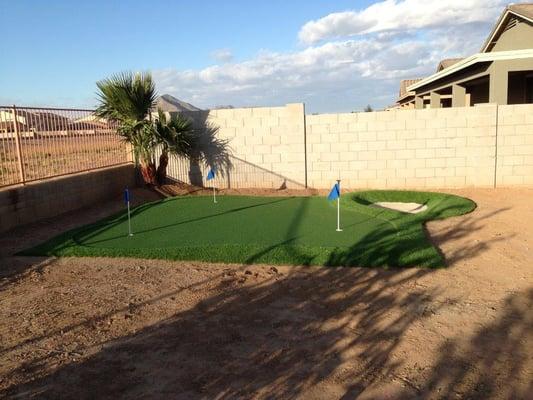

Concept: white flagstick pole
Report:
left=127, top=198, right=133, bottom=236
left=336, top=179, right=342, bottom=232
left=213, top=184, right=217, bottom=203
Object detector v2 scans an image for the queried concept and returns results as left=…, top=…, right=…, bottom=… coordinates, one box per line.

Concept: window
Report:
left=526, top=76, right=533, bottom=104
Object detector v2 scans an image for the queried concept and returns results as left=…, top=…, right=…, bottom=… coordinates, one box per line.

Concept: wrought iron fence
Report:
left=0, top=105, right=130, bottom=188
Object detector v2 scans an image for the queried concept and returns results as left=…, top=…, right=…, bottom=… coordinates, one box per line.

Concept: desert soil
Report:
left=0, top=186, right=532, bottom=399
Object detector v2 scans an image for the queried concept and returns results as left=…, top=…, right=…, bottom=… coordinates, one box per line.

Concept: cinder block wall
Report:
left=167, top=103, right=307, bottom=189
left=495, top=104, right=533, bottom=186
left=172, top=103, right=533, bottom=190
left=306, top=105, right=499, bottom=189
left=0, top=164, right=135, bottom=234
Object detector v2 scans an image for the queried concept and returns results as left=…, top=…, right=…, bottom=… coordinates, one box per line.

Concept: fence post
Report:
left=12, top=105, right=26, bottom=184
left=303, top=103, right=308, bottom=188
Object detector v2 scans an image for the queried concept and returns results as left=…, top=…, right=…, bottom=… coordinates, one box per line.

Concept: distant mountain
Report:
left=155, top=94, right=202, bottom=112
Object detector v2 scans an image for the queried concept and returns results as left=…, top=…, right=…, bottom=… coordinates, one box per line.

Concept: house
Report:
left=396, top=3, right=533, bottom=109
left=0, top=109, right=71, bottom=133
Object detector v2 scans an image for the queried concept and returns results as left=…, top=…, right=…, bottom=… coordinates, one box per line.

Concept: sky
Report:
left=0, top=0, right=519, bottom=113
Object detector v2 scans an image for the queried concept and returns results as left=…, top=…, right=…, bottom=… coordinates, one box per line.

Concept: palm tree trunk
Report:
left=156, top=150, right=169, bottom=186
left=139, top=160, right=157, bottom=186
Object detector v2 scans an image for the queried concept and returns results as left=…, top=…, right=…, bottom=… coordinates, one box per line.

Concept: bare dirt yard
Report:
left=0, top=187, right=532, bottom=399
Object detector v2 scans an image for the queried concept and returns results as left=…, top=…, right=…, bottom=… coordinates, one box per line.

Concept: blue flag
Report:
left=327, top=183, right=340, bottom=201
left=124, top=188, right=130, bottom=204
left=207, top=168, right=216, bottom=181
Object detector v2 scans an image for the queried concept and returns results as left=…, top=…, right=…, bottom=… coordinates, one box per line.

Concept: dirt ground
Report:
left=0, top=187, right=532, bottom=399
left=1, top=135, right=125, bottom=186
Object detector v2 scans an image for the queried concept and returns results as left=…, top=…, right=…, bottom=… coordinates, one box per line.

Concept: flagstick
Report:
left=127, top=200, right=133, bottom=236
left=213, top=185, right=217, bottom=203
left=336, top=179, right=342, bottom=232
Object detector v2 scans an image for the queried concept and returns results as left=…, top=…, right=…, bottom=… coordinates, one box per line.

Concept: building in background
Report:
left=396, top=3, right=533, bottom=109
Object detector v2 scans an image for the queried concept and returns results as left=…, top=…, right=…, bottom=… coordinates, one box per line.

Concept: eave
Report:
left=407, top=49, right=533, bottom=92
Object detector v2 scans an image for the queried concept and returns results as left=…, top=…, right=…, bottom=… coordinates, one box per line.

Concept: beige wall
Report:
left=173, top=103, right=533, bottom=190
left=0, top=164, right=135, bottom=234
left=167, top=104, right=307, bottom=189
left=306, top=106, right=498, bottom=189
left=496, top=104, right=533, bottom=185
left=491, top=19, right=533, bottom=52
left=489, top=58, right=533, bottom=104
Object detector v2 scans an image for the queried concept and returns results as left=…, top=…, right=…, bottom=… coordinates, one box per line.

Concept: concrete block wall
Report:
left=306, top=105, right=499, bottom=189
left=172, top=103, right=533, bottom=190
left=495, top=104, right=533, bottom=186
left=0, top=164, right=135, bottom=234
left=172, top=103, right=307, bottom=189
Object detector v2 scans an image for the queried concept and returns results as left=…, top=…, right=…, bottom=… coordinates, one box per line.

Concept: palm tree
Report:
left=95, top=72, right=158, bottom=185
left=95, top=71, right=231, bottom=187
left=153, top=109, right=194, bottom=185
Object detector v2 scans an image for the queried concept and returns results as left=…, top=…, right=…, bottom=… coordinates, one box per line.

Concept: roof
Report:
left=398, top=78, right=423, bottom=98
left=481, top=3, right=533, bottom=52
left=407, top=49, right=533, bottom=92
left=508, top=3, right=533, bottom=20
left=436, top=58, right=464, bottom=72
left=155, top=94, right=202, bottom=112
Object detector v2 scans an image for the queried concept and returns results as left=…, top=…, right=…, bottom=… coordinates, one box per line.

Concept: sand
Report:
left=372, top=201, right=428, bottom=214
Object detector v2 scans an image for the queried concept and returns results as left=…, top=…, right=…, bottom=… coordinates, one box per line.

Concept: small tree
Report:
left=95, top=72, right=158, bottom=185
left=364, top=104, right=373, bottom=112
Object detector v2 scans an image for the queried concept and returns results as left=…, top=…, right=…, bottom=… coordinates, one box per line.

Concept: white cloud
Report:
left=210, top=48, right=234, bottom=63
left=154, top=0, right=509, bottom=112
left=155, top=38, right=438, bottom=112
left=298, top=0, right=506, bottom=44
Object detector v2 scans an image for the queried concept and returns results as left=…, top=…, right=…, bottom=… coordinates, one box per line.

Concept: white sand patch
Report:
left=371, top=202, right=428, bottom=214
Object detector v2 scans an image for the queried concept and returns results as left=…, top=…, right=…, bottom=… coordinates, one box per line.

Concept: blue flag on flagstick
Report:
left=207, top=168, right=216, bottom=180
left=327, top=183, right=340, bottom=201
left=124, top=188, right=130, bottom=204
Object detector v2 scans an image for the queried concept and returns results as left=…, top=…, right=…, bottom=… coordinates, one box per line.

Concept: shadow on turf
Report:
left=2, top=268, right=531, bottom=399
left=243, top=199, right=503, bottom=268
left=72, top=197, right=294, bottom=247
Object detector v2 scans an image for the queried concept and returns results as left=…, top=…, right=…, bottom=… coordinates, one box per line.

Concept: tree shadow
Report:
left=73, top=197, right=293, bottom=247
left=3, top=271, right=530, bottom=399
left=2, top=189, right=523, bottom=399
left=164, top=111, right=233, bottom=187
left=0, top=188, right=163, bottom=289
left=419, top=288, right=533, bottom=399
left=1, top=266, right=438, bottom=399
left=425, top=206, right=513, bottom=266
left=163, top=111, right=308, bottom=190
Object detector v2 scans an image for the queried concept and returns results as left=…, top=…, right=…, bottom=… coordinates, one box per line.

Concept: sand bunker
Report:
left=372, top=201, right=428, bottom=214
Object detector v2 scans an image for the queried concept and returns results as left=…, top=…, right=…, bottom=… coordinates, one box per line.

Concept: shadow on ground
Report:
left=419, top=287, right=533, bottom=399
left=2, top=269, right=531, bottom=399
left=0, top=267, right=434, bottom=399
left=2, top=189, right=529, bottom=399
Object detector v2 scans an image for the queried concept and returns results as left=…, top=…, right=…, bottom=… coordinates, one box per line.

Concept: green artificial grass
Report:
left=20, top=190, right=476, bottom=268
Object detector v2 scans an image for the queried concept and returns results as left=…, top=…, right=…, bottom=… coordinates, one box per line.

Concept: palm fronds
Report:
left=154, top=109, right=194, bottom=157
left=95, top=71, right=157, bottom=122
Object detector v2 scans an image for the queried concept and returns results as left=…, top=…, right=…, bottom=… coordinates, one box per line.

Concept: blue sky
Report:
left=0, top=0, right=513, bottom=112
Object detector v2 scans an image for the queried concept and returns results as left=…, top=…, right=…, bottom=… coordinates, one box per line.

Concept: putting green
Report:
left=21, top=191, right=476, bottom=267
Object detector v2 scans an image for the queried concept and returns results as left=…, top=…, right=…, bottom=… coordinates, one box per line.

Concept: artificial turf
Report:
left=20, top=190, right=476, bottom=268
